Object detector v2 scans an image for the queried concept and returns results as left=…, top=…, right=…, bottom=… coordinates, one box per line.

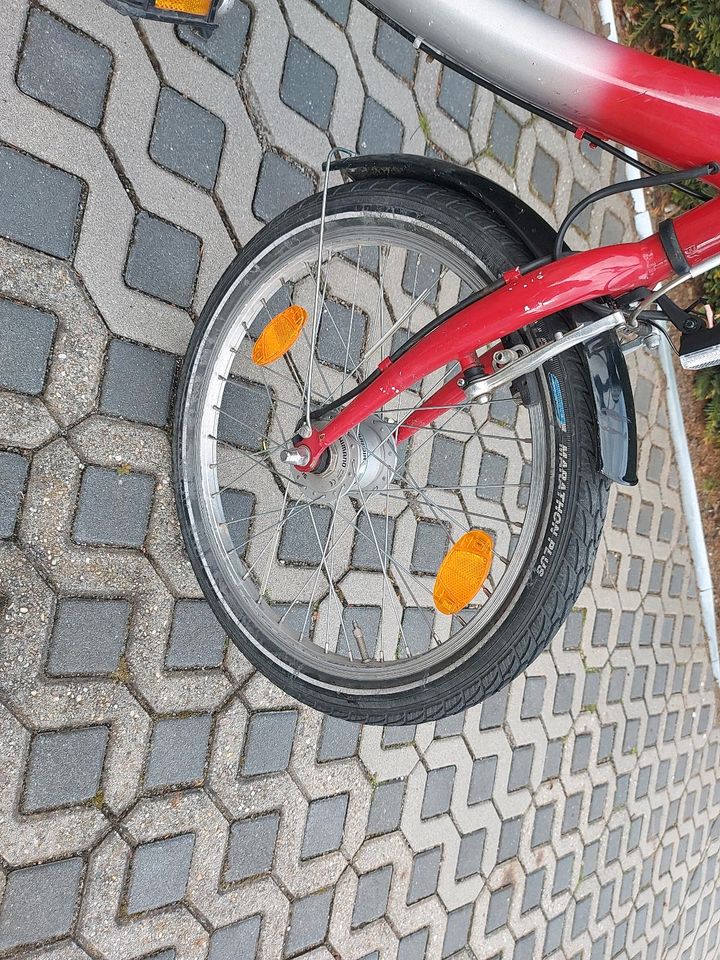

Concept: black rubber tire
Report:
left=173, top=178, right=609, bottom=724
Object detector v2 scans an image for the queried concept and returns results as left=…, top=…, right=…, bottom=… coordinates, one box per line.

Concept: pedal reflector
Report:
left=252, top=305, right=308, bottom=366
left=433, top=530, right=494, bottom=615
left=680, top=326, right=720, bottom=370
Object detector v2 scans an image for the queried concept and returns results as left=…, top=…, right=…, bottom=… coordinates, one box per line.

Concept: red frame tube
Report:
left=295, top=196, right=720, bottom=468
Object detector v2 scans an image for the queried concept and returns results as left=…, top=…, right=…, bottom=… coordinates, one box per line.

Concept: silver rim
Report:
left=179, top=209, right=552, bottom=690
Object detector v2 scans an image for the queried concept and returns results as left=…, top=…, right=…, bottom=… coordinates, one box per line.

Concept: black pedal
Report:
left=680, top=325, right=720, bottom=370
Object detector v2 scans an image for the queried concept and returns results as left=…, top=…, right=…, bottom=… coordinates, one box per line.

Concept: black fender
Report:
left=332, top=153, right=638, bottom=486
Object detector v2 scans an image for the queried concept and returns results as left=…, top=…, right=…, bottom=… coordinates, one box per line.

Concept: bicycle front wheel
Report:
left=173, top=178, right=608, bottom=724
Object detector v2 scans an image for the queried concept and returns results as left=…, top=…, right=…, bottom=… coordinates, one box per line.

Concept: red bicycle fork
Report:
left=294, top=195, right=720, bottom=470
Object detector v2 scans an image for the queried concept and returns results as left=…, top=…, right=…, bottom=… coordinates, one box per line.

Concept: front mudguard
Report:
left=333, top=153, right=638, bottom=486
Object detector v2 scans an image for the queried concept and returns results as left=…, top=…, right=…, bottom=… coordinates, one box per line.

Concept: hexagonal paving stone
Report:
left=374, top=21, right=416, bottom=81
left=427, top=435, right=464, bottom=488
left=531, top=146, right=559, bottom=205
left=17, top=9, right=112, bottom=128
left=46, top=597, right=130, bottom=676
left=253, top=152, right=314, bottom=223
left=411, top=520, right=450, bottom=574
left=150, top=88, right=225, bottom=190
left=0, top=451, right=29, bottom=539
left=219, top=488, right=255, bottom=555
left=357, top=97, right=403, bottom=154
left=240, top=710, right=297, bottom=776
left=177, top=1, right=251, bottom=75
left=490, top=104, right=521, bottom=168
left=0, top=298, right=56, bottom=396
left=23, top=726, right=108, bottom=813
left=0, top=857, right=83, bottom=950
left=224, top=812, right=279, bottom=883
left=144, top=714, right=213, bottom=789
left=352, top=864, right=393, bottom=927
left=280, top=38, right=337, bottom=130
left=125, top=211, right=201, bottom=310
left=316, top=299, right=367, bottom=371
left=0, top=144, right=84, bottom=259
left=217, top=376, right=272, bottom=452
left=285, top=889, right=332, bottom=956
left=165, top=599, right=226, bottom=670
left=209, top=915, right=261, bottom=960
left=400, top=606, right=434, bottom=656
left=302, top=794, right=348, bottom=858
left=477, top=450, right=507, bottom=502
left=352, top=511, right=396, bottom=571
left=317, top=716, right=360, bottom=760
left=100, top=338, right=176, bottom=427
left=438, top=67, right=475, bottom=129
left=311, top=0, right=350, bottom=24
left=126, top=833, right=195, bottom=914
left=73, top=465, right=154, bottom=548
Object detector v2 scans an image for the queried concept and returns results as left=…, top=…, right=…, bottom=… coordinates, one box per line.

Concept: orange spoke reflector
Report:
left=433, top=530, right=494, bottom=615
left=252, top=305, right=308, bottom=366
left=155, top=0, right=212, bottom=14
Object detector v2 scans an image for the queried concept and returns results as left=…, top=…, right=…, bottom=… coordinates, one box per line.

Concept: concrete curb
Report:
left=598, top=0, right=720, bottom=685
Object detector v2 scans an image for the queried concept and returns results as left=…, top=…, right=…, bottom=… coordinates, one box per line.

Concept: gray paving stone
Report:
left=572, top=896, right=592, bottom=938
left=224, top=812, right=279, bottom=883
left=455, top=828, right=485, bottom=881
left=219, top=489, right=255, bottom=557
left=521, top=676, right=546, bottom=719
left=553, top=674, right=575, bottom=714
left=508, top=744, right=534, bottom=791
left=531, top=146, right=558, bottom=204
left=428, top=435, right=464, bottom=488
left=582, top=671, right=601, bottom=710
left=592, top=609, right=612, bottom=647
left=209, top=915, right=261, bottom=960
left=278, top=501, right=333, bottom=567
left=614, top=772, right=630, bottom=809
left=125, top=211, right=200, bottom=309
left=442, top=903, right=472, bottom=958
left=0, top=857, right=83, bottom=950
left=398, top=928, right=428, bottom=960
left=568, top=181, right=592, bottom=235
left=0, top=144, right=83, bottom=259
left=630, top=664, right=648, bottom=700
left=374, top=21, right=416, bottom=81
left=562, top=793, right=582, bottom=834
left=490, top=104, right=521, bottom=168
left=620, top=867, right=635, bottom=904
left=23, top=725, right=108, bottom=812
left=588, top=783, right=608, bottom=823
left=358, top=97, right=404, bottom=154
left=144, top=714, right=212, bottom=789
left=497, top=815, right=522, bottom=862
left=606, top=825, right=623, bottom=865
left=411, top=520, right=450, bottom=575
left=73, top=465, right=154, bottom=548
left=280, top=38, right=337, bottom=130
left=544, top=914, right=565, bottom=956
left=253, top=152, right=315, bottom=223
left=480, top=686, right=509, bottom=729
left=177, top=1, right=251, bottom=74
left=285, top=889, right=332, bottom=956
left=407, top=847, right=441, bottom=904
left=601, top=210, right=625, bottom=246
left=100, top=339, right=176, bottom=427
left=421, top=765, right=455, bottom=819
left=542, top=739, right=564, bottom=779
left=18, top=9, right=112, bottom=128
left=0, top=298, right=56, bottom=396
left=636, top=501, right=653, bottom=536
left=367, top=780, right=404, bottom=836
left=353, top=864, right=392, bottom=926
left=438, top=68, right=475, bottom=129
left=398, top=608, right=432, bottom=657
left=469, top=755, right=497, bottom=804
left=513, top=932, right=535, bottom=960
left=486, top=885, right=512, bottom=933
left=532, top=804, right=554, bottom=847
left=552, top=852, right=574, bottom=896
left=571, top=733, right=591, bottom=774
left=434, top=713, right=465, bottom=738
left=522, top=867, right=545, bottom=914
left=635, top=764, right=651, bottom=799
left=302, top=794, right=348, bottom=858
left=218, top=377, right=273, bottom=453
left=607, top=667, right=626, bottom=704
left=150, top=88, right=225, bottom=190
left=241, top=710, right=297, bottom=776
left=352, top=511, right=396, bottom=571
left=477, top=450, right=507, bottom=502
left=165, top=599, right=226, bottom=670
left=340, top=605, right=381, bottom=659
left=316, top=298, right=367, bottom=371
left=126, top=833, right=194, bottom=914
left=623, top=718, right=640, bottom=754
left=47, top=597, right=130, bottom=676
left=0, top=451, right=29, bottom=539
left=311, top=0, right=350, bottom=23
left=582, top=839, right=600, bottom=878
left=317, top=716, right=360, bottom=760
left=612, top=917, right=628, bottom=957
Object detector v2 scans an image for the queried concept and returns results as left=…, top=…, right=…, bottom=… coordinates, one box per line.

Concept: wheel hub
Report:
left=285, top=416, right=397, bottom=501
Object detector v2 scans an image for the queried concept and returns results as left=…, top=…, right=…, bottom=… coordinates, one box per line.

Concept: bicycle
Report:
left=170, top=0, right=720, bottom=724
